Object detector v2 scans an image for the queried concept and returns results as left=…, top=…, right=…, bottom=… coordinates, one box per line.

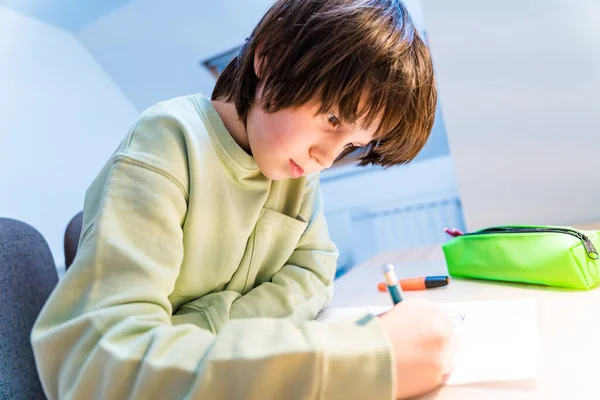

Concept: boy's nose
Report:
left=320, top=154, right=336, bottom=169
left=313, top=147, right=337, bottom=169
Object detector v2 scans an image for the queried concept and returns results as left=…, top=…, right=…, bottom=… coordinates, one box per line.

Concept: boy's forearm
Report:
left=172, top=254, right=337, bottom=333
left=229, top=257, right=336, bottom=324
left=171, top=290, right=242, bottom=332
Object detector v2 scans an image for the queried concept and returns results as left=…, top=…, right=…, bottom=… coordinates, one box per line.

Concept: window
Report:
left=200, top=46, right=242, bottom=79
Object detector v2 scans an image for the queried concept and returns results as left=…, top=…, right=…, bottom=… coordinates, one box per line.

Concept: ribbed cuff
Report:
left=310, top=313, right=395, bottom=400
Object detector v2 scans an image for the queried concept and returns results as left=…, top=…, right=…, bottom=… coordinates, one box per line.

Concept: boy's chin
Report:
left=258, top=167, right=282, bottom=181
left=263, top=172, right=287, bottom=181
left=260, top=166, right=290, bottom=181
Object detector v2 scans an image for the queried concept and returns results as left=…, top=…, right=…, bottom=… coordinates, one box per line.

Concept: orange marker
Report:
left=377, top=276, right=449, bottom=292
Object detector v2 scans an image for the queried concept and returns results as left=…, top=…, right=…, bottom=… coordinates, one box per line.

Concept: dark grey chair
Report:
left=64, top=211, right=83, bottom=270
left=0, top=218, right=57, bottom=399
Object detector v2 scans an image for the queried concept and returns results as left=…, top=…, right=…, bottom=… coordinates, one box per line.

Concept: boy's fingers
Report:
left=441, top=333, right=460, bottom=381
left=441, top=371, right=452, bottom=385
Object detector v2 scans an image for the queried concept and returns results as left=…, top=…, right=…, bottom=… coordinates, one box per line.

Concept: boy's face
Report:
left=246, top=93, right=378, bottom=181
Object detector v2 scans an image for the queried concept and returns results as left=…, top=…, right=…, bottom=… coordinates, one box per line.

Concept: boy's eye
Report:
left=327, top=112, right=341, bottom=127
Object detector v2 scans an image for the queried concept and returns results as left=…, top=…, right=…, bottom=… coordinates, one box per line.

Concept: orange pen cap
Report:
left=377, top=276, right=449, bottom=292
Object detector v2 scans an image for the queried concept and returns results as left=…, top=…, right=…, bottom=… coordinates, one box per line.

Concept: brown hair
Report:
left=212, top=0, right=437, bottom=167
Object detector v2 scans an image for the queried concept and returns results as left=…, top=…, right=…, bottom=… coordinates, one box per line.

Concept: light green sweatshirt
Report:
left=31, top=94, right=394, bottom=399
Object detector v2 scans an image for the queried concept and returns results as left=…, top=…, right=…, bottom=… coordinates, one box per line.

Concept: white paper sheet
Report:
left=316, top=298, right=540, bottom=385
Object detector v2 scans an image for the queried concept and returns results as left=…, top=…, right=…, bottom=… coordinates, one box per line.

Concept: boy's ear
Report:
left=253, top=44, right=266, bottom=79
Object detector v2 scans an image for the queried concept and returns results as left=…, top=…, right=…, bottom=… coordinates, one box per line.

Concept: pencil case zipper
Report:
left=462, top=226, right=599, bottom=260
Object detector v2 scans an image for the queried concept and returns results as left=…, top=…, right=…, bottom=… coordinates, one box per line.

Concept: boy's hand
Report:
left=378, top=299, right=459, bottom=399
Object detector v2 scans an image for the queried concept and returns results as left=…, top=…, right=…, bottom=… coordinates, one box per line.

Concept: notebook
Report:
left=316, top=298, right=540, bottom=385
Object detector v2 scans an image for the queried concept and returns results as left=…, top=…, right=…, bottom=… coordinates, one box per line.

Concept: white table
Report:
left=329, top=245, right=600, bottom=400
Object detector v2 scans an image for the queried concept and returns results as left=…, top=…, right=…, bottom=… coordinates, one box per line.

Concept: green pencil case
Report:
left=442, top=225, right=600, bottom=290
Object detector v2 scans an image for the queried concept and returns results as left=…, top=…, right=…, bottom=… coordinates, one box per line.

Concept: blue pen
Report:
left=382, top=264, right=404, bottom=304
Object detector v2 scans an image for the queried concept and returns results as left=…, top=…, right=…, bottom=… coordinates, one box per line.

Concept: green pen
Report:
left=382, top=264, right=404, bottom=304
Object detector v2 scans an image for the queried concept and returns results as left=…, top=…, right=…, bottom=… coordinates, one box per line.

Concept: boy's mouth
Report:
left=289, top=160, right=304, bottom=179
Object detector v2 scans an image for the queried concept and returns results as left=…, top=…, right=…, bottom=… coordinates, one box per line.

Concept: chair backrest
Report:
left=64, top=211, right=83, bottom=270
left=0, top=218, right=57, bottom=399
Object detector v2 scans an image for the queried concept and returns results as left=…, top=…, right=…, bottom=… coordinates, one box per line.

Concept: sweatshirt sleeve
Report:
left=228, top=175, right=338, bottom=324
left=30, top=118, right=395, bottom=400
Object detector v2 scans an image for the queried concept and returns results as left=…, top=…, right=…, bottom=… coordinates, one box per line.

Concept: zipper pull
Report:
left=444, top=228, right=464, bottom=238
left=582, top=237, right=599, bottom=260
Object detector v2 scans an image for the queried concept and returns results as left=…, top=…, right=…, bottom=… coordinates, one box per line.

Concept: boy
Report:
left=32, top=0, right=457, bottom=399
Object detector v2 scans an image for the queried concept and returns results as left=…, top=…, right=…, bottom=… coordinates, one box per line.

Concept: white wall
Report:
left=422, top=0, right=600, bottom=229
left=77, top=0, right=275, bottom=111
left=2, top=0, right=132, bottom=32
left=0, top=8, right=139, bottom=267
